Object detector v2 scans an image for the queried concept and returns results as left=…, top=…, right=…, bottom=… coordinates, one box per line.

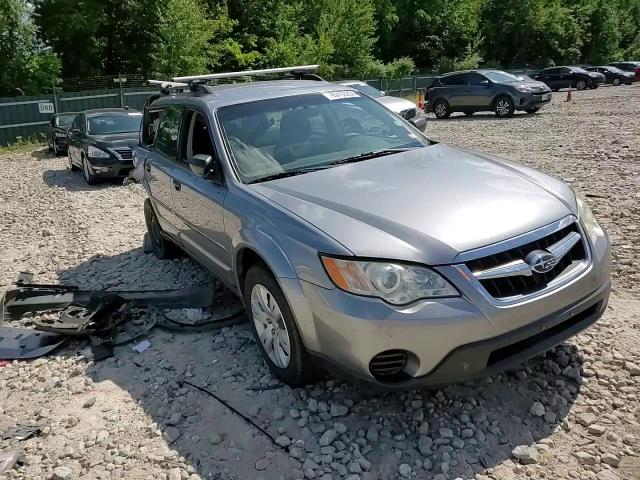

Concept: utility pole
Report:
left=114, top=74, right=127, bottom=107
left=51, top=80, right=59, bottom=112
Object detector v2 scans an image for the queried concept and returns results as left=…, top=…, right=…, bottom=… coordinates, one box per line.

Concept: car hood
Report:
left=89, top=132, right=139, bottom=149
left=249, top=144, right=576, bottom=265
left=376, top=96, right=418, bottom=114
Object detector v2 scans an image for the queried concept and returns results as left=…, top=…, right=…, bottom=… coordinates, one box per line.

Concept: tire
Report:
left=576, top=80, right=587, bottom=91
left=245, top=264, right=315, bottom=387
left=143, top=198, right=180, bottom=260
left=612, top=78, right=621, bottom=86
left=432, top=100, right=451, bottom=119
left=494, top=96, right=515, bottom=118
left=525, top=107, right=541, bottom=114
left=53, top=143, right=59, bottom=156
left=68, top=151, right=79, bottom=172
left=81, top=155, right=98, bottom=185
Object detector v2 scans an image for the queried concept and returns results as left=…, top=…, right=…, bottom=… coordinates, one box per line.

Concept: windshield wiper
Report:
left=327, top=147, right=417, bottom=166
left=248, top=165, right=333, bottom=184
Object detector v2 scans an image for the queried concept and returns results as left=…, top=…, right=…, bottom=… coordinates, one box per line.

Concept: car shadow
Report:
left=428, top=112, right=538, bottom=122
left=42, top=168, right=126, bottom=193
left=31, top=147, right=53, bottom=161
left=53, top=249, right=584, bottom=479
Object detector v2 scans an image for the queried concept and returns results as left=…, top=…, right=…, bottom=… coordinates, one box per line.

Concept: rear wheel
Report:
left=576, top=80, right=587, bottom=90
left=433, top=100, right=451, bottom=119
left=143, top=199, right=180, bottom=260
left=245, top=264, right=315, bottom=387
left=525, top=107, right=541, bottom=114
left=494, top=96, right=515, bottom=118
left=81, top=155, right=98, bottom=185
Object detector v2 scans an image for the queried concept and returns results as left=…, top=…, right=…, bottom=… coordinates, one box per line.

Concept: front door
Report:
left=464, top=73, right=493, bottom=108
left=170, top=110, right=232, bottom=282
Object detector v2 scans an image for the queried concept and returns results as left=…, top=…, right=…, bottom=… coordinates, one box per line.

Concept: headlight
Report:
left=88, top=146, right=110, bottom=158
left=55, top=132, right=67, bottom=138
left=515, top=85, right=532, bottom=93
left=576, top=193, right=604, bottom=238
left=320, top=256, right=458, bottom=305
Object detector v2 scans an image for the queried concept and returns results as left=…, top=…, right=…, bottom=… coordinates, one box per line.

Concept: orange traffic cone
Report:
left=417, top=93, right=424, bottom=110
left=566, top=88, right=572, bottom=102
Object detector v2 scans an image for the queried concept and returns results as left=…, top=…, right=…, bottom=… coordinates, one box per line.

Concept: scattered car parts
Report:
left=0, top=326, right=65, bottom=360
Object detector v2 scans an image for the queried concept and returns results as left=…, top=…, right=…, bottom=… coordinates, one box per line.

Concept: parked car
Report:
left=67, top=108, right=142, bottom=185
left=585, top=66, right=634, bottom=86
left=336, top=81, right=427, bottom=131
left=139, top=67, right=611, bottom=389
left=46, top=112, right=77, bottom=155
left=607, top=61, right=640, bottom=82
left=426, top=69, right=552, bottom=119
left=533, top=66, right=605, bottom=91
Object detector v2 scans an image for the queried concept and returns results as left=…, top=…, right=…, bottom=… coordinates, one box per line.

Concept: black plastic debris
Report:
left=1, top=424, right=41, bottom=441
left=0, top=326, right=65, bottom=360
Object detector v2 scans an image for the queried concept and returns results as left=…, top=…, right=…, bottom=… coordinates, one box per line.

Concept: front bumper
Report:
left=86, top=156, right=134, bottom=177
left=282, top=223, right=610, bottom=389
left=516, top=92, right=552, bottom=109
left=54, top=136, right=68, bottom=151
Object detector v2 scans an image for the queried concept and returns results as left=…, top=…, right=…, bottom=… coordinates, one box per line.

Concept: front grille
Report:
left=401, top=108, right=417, bottom=120
left=369, top=350, right=408, bottom=380
left=466, top=223, right=586, bottom=299
left=113, top=148, right=133, bottom=160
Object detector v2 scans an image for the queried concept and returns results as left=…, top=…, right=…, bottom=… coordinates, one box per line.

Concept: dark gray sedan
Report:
left=67, top=108, right=142, bottom=185
left=426, top=70, right=552, bottom=119
left=46, top=112, right=77, bottom=155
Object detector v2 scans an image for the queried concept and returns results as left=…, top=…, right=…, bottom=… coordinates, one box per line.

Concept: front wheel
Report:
left=612, top=78, right=621, bottom=86
left=245, top=264, right=315, bottom=387
left=81, top=156, right=98, bottom=185
left=494, top=96, right=515, bottom=118
left=576, top=80, right=587, bottom=90
left=432, top=100, right=451, bottom=119
left=525, top=107, right=541, bottom=114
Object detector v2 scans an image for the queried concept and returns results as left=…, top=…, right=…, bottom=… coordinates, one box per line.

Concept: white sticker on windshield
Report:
left=128, top=112, right=143, bottom=116
left=323, top=90, right=360, bottom=100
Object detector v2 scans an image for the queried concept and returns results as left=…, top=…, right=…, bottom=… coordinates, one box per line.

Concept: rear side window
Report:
left=440, top=74, right=467, bottom=86
left=155, top=106, right=184, bottom=159
left=468, top=73, right=488, bottom=86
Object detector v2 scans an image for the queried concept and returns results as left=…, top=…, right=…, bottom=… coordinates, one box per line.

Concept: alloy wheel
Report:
left=434, top=103, right=447, bottom=118
left=496, top=100, right=510, bottom=116
left=251, top=283, right=291, bottom=369
left=577, top=80, right=586, bottom=90
left=613, top=78, right=621, bottom=86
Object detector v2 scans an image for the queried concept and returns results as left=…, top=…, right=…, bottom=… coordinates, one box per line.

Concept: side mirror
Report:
left=189, top=154, right=213, bottom=177
left=69, top=128, right=80, bottom=136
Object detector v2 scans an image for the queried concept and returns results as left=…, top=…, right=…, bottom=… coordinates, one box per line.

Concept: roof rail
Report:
left=147, top=79, right=188, bottom=88
left=172, top=65, right=320, bottom=82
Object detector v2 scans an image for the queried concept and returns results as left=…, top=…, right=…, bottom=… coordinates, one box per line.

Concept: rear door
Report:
left=439, top=73, right=468, bottom=109
left=170, top=109, right=232, bottom=282
left=143, top=105, right=185, bottom=229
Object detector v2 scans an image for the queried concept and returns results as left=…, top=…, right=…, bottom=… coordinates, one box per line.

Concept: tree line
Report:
left=1, top=0, right=639, bottom=96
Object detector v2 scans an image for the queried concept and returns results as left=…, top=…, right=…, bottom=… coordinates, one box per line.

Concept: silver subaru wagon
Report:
left=137, top=67, right=611, bottom=389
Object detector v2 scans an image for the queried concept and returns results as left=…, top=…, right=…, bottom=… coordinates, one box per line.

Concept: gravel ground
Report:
left=0, top=85, right=639, bottom=480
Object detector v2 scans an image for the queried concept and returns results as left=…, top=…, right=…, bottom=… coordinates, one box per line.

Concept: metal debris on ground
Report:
left=76, top=344, right=114, bottom=362
left=0, top=275, right=245, bottom=359
left=0, top=326, right=65, bottom=360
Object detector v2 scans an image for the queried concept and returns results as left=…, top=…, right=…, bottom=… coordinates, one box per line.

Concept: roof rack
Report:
left=172, top=65, right=320, bottom=83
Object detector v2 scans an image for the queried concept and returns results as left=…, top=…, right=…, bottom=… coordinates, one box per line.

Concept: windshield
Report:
left=572, top=67, right=589, bottom=73
left=344, top=83, right=384, bottom=98
left=87, top=113, right=142, bottom=135
left=483, top=71, right=522, bottom=83
left=217, top=91, right=429, bottom=183
left=55, top=114, right=76, bottom=127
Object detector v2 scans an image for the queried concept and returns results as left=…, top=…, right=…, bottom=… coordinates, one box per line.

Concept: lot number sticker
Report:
left=322, top=91, right=360, bottom=100
left=38, top=102, right=55, bottom=114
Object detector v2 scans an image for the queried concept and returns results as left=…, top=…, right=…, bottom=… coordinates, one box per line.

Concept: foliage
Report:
left=2, top=0, right=640, bottom=96
left=0, top=0, right=61, bottom=96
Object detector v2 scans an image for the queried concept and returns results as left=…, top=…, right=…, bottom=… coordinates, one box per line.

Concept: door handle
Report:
left=173, top=179, right=181, bottom=191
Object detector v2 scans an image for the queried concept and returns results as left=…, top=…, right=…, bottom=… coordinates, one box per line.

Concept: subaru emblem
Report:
left=525, top=250, right=558, bottom=274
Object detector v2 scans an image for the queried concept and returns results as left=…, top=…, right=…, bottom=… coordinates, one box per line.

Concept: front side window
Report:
left=87, top=112, right=142, bottom=135
left=468, top=73, right=489, bottom=86
left=217, top=91, right=429, bottom=183
left=155, top=106, right=184, bottom=159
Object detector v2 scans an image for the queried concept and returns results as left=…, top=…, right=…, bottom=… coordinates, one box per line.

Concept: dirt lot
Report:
left=0, top=85, right=639, bottom=480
